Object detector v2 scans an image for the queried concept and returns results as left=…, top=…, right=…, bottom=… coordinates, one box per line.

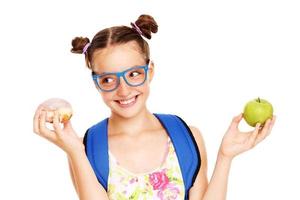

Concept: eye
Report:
left=129, top=71, right=141, bottom=77
left=101, top=77, right=114, bottom=84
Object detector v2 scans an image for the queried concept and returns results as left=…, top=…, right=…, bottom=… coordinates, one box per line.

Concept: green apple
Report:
left=243, top=97, right=273, bottom=127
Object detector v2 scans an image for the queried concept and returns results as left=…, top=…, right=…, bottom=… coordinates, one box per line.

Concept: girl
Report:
left=33, top=14, right=276, bottom=200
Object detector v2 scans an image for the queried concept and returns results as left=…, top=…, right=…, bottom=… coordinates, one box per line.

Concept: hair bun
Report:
left=71, top=37, right=90, bottom=54
left=134, top=14, right=158, bottom=39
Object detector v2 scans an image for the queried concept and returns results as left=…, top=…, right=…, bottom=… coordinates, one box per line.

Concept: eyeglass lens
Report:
left=96, top=67, right=146, bottom=91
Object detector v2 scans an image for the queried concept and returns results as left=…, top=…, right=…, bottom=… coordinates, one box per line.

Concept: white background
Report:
left=1, top=0, right=299, bottom=199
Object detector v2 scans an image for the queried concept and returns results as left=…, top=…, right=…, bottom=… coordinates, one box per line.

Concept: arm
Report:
left=200, top=151, right=232, bottom=200
left=68, top=155, right=79, bottom=195
left=188, top=126, right=233, bottom=200
left=189, top=114, right=276, bottom=200
left=187, top=126, right=208, bottom=200
left=33, top=109, right=109, bottom=200
left=67, top=149, right=110, bottom=200
left=67, top=137, right=109, bottom=200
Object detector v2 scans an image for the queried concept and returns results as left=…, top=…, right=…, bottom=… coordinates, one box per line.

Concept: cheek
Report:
left=99, top=82, right=151, bottom=102
left=100, top=92, right=114, bottom=104
left=138, top=83, right=151, bottom=97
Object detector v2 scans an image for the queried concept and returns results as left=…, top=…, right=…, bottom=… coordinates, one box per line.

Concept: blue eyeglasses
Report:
left=92, top=64, right=149, bottom=92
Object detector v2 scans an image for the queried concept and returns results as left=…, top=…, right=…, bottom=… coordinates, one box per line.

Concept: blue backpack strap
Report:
left=154, top=113, right=201, bottom=199
left=83, top=114, right=201, bottom=198
left=83, top=118, right=109, bottom=191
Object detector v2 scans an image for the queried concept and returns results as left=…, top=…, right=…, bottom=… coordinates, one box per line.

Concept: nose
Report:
left=116, top=77, right=131, bottom=97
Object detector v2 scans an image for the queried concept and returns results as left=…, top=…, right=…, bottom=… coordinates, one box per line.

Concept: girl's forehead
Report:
left=92, top=42, right=145, bottom=74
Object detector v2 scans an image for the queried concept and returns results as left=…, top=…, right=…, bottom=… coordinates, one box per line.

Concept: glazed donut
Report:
left=40, top=98, right=73, bottom=123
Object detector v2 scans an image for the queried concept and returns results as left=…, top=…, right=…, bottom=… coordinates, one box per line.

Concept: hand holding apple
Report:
left=243, top=97, right=273, bottom=127
left=219, top=98, right=276, bottom=159
left=219, top=113, right=275, bottom=159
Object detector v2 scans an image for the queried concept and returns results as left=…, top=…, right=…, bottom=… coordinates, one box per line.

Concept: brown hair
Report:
left=70, top=14, right=158, bottom=70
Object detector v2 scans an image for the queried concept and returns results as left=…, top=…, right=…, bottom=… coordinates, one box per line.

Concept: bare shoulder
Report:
left=188, top=125, right=207, bottom=167
left=80, top=137, right=84, bottom=143
left=188, top=125, right=208, bottom=199
left=188, top=126, right=206, bottom=149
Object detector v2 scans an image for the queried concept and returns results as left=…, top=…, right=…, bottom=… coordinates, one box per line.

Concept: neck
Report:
left=108, top=108, right=157, bottom=137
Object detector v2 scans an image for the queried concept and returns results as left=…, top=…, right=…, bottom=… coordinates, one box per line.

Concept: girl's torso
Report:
left=107, top=128, right=185, bottom=200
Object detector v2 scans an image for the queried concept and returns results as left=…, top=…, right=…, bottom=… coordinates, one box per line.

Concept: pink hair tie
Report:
left=82, top=43, right=91, bottom=54
left=130, top=22, right=144, bottom=36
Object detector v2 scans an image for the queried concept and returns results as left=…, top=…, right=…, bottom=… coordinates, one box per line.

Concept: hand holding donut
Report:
left=33, top=98, right=84, bottom=155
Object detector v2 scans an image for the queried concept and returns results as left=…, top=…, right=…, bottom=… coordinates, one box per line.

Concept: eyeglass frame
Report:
left=92, top=64, right=150, bottom=92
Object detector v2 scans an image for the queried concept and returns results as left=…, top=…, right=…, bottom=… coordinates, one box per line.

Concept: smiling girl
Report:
left=33, top=14, right=276, bottom=200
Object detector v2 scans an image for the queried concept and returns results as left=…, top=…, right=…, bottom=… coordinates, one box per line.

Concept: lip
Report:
left=115, top=95, right=139, bottom=108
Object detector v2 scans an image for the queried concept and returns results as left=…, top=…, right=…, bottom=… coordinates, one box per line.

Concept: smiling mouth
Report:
left=115, top=95, right=139, bottom=107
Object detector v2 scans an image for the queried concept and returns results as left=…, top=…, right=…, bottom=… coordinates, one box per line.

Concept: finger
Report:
left=63, top=120, right=78, bottom=137
left=39, top=110, right=57, bottom=142
left=247, top=123, right=261, bottom=148
left=229, top=113, right=243, bottom=131
left=53, top=110, right=63, bottom=138
left=270, top=115, right=276, bottom=127
left=266, top=115, right=276, bottom=133
left=256, top=116, right=276, bottom=145
left=63, top=120, right=73, bottom=131
left=254, top=118, right=272, bottom=145
left=33, top=105, right=46, bottom=134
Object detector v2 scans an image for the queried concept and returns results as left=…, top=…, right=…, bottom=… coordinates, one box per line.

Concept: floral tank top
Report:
left=107, top=137, right=185, bottom=200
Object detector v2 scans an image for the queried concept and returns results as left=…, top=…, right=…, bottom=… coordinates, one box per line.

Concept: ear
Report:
left=148, top=60, right=155, bottom=83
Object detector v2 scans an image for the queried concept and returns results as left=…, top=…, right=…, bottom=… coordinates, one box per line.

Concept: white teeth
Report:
left=118, top=96, right=136, bottom=105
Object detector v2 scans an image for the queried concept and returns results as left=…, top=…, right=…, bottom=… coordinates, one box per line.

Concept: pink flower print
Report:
left=149, top=170, right=169, bottom=190
left=157, top=184, right=180, bottom=200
